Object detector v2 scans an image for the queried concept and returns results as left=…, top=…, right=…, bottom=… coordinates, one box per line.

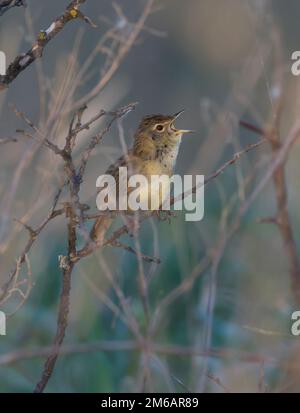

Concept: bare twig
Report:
left=0, top=187, right=64, bottom=306
left=73, top=0, right=156, bottom=109
left=0, top=340, right=275, bottom=367
left=0, top=0, right=26, bottom=17
left=0, top=137, right=18, bottom=144
left=0, top=340, right=139, bottom=366
left=34, top=204, right=76, bottom=393
left=207, top=372, right=231, bottom=393
left=0, top=0, right=96, bottom=87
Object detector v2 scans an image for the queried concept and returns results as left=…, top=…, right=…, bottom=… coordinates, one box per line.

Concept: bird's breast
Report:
left=127, top=160, right=172, bottom=210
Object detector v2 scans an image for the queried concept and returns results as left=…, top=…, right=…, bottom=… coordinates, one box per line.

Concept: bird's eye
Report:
left=155, top=124, right=164, bottom=131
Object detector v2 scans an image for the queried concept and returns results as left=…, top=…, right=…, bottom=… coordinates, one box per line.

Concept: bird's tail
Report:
left=77, top=215, right=112, bottom=258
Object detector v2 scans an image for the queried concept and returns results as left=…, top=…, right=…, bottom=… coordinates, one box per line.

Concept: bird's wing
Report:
left=96, top=150, right=144, bottom=210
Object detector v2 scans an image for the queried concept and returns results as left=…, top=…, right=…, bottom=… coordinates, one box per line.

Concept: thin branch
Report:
left=34, top=204, right=76, bottom=393
left=0, top=340, right=275, bottom=367
left=0, top=0, right=26, bottom=17
left=0, top=137, right=18, bottom=144
left=110, top=239, right=161, bottom=264
left=0, top=340, right=138, bottom=366
left=0, top=186, right=64, bottom=306
left=73, top=0, right=156, bottom=108
left=0, top=0, right=96, bottom=88
left=207, top=372, right=231, bottom=393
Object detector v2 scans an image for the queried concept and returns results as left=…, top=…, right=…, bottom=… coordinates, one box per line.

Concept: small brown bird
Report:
left=79, top=110, right=193, bottom=256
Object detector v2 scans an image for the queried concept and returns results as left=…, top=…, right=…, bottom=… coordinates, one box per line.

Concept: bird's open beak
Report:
left=178, top=129, right=196, bottom=134
left=171, top=110, right=196, bottom=135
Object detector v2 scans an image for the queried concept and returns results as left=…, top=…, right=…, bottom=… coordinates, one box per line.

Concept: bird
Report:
left=78, top=110, right=194, bottom=257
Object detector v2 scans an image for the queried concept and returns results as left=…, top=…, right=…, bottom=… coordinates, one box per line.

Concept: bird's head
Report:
left=135, top=110, right=194, bottom=146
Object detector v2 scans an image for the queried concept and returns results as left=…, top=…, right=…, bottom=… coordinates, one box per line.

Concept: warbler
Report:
left=78, top=110, right=193, bottom=256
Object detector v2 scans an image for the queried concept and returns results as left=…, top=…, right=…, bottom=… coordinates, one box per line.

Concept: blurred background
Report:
left=1, top=0, right=300, bottom=392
